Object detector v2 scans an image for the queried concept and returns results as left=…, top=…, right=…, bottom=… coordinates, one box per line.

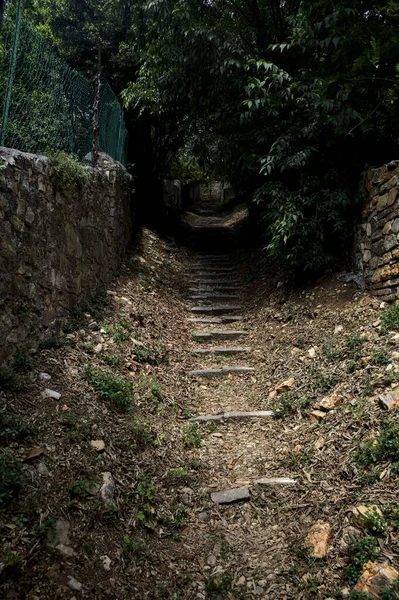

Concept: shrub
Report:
left=83, top=366, right=133, bottom=412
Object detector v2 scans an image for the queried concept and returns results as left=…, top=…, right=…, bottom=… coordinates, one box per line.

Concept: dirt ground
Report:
left=1, top=226, right=399, bottom=600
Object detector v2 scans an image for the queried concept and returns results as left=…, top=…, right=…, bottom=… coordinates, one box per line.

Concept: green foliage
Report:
left=0, top=368, right=28, bottom=392
left=83, top=365, right=133, bottom=412
left=273, top=392, right=311, bottom=419
left=371, top=349, right=390, bottom=366
left=0, top=411, right=32, bottom=444
left=130, top=420, right=158, bottom=449
left=49, top=152, right=92, bottom=187
left=122, top=536, right=146, bottom=558
left=169, top=468, right=189, bottom=479
left=382, top=305, right=399, bottom=333
left=0, top=449, right=23, bottom=510
left=103, top=353, right=123, bottom=369
left=346, top=332, right=367, bottom=350
left=183, top=423, right=201, bottom=448
left=69, top=477, right=97, bottom=499
left=355, top=424, right=399, bottom=470
left=344, top=535, right=379, bottom=586
left=205, top=573, right=233, bottom=598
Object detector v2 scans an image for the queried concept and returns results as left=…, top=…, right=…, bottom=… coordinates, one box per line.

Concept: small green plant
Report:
left=189, top=460, right=201, bottom=470
left=322, top=337, right=342, bottom=361
left=385, top=505, right=399, bottom=529
left=172, top=505, right=188, bottom=529
left=134, top=345, right=157, bottom=364
left=103, top=354, right=123, bottom=369
left=69, top=477, right=97, bottom=500
left=311, top=368, right=339, bottom=394
left=350, top=397, right=369, bottom=421
left=381, top=305, right=399, bottom=333
left=192, top=333, right=205, bottom=343
left=344, top=535, right=379, bottom=585
left=0, top=411, right=32, bottom=443
left=122, top=536, right=146, bottom=557
left=273, top=392, right=311, bottom=419
left=169, top=468, right=189, bottom=479
left=13, top=348, right=32, bottom=372
left=84, top=365, right=133, bottom=412
left=0, top=450, right=23, bottom=509
left=346, top=332, right=367, bottom=350
left=183, top=423, right=201, bottom=447
left=0, top=367, right=28, bottom=392
left=205, top=573, right=233, bottom=598
left=355, top=424, right=399, bottom=471
left=371, top=349, right=390, bottom=366
left=39, top=336, right=63, bottom=350
left=207, top=421, right=218, bottom=433
left=81, top=342, right=94, bottom=354
left=360, top=506, right=387, bottom=536
left=131, top=420, right=158, bottom=449
left=50, top=151, right=92, bottom=187
left=139, top=376, right=162, bottom=401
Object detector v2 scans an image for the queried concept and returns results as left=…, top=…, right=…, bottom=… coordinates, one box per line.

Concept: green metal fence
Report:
left=0, top=13, right=128, bottom=166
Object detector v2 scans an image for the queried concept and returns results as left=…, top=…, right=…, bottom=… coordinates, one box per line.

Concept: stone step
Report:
left=192, top=346, right=251, bottom=355
left=189, top=366, right=256, bottom=377
left=191, top=269, right=235, bottom=275
left=190, top=286, right=242, bottom=293
left=189, top=294, right=241, bottom=302
left=189, top=410, right=274, bottom=422
left=193, top=330, right=248, bottom=341
left=189, top=279, right=240, bottom=286
left=188, top=316, right=243, bottom=324
left=191, top=305, right=242, bottom=315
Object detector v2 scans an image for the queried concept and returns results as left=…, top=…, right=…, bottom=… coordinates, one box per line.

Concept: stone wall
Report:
left=0, top=148, right=134, bottom=363
left=355, top=160, right=399, bottom=300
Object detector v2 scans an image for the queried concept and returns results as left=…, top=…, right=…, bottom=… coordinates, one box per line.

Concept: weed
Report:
left=62, top=319, right=77, bottom=333
left=344, top=535, right=379, bottom=585
left=346, top=332, right=367, bottom=350
left=273, top=392, right=311, bottom=419
left=119, top=319, right=133, bottom=332
left=0, top=411, right=32, bottom=444
left=140, top=273, right=153, bottom=289
left=339, top=592, right=373, bottom=600
left=139, top=376, right=162, bottom=401
left=122, top=536, right=146, bottom=557
left=169, top=468, right=189, bottom=479
left=322, top=337, right=342, bottom=361
left=131, top=420, right=157, bottom=449
left=69, top=477, right=97, bottom=499
left=207, top=421, right=218, bottom=433
left=350, top=397, right=370, bottom=421
left=192, top=333, right=205, bottom=343
left=13, top=348, right=32, bottom=372
left=360, top=505, right=387, bottom=536
left=134, top=345, right=158, bottom=365
left=347, top=359, right=357, bottom=374
left=81, top=342, right=94, bottom=354
left=173, top=505, right=188, bottom=529
left=0, top=368, right=28, bottom=392
left=371, top=349, right=390, bottom=366
left=205, top=573, right=233, bottom=598
left=39, top=336, right=63, bottom=350
left=183, top=423, right=201, bottom=447
left=103, top=354, right=123, bottom=369
left=381, top=305, right=399, bottom=332
left=49, top=151, right=92, bottom=187
left=37, top=515, right=57, bottom=540
left=84, top=365, right=133, bottom=413
left=189, top=460, right=201, bottom=470
left=355, top=424, right=399, bottom=471
left=0, top=449, right=23, bottom=509
left=311, top=368, right=339, bottom=394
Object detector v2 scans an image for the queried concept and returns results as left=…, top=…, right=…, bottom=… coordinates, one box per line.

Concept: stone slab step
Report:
left=211, top=487, right=250, bottom=504
left=193, top=330, right=248, bottom=341
left=188, top=316, right=243, bottom=324
left=192, top=347, right=251, bottom=355
left=189, top=366, right=256, bottom=377
left=255, top=477, right=297, bottom=486
left=191, top=305, right=242, bottom=315
left=189, top=279, right=241, bottom=286
left=190, top=286, right=242, bottom=293
left=189, top=294, right=241, bottom=302
left=189, top=411, right=274, bottom=423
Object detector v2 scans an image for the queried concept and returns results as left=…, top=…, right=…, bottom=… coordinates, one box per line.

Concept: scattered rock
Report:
left=90, top=440, right=105, bottom=452
left=37, top=462, right=49, bottom=476
left=305, top=520, right=331, bottom=558
left=94, top=343, right=103, bottom=354
left=211, top=487, right=250, bottom=504
left=101, top=555, right=111, bottom=571
left=254, top=477, right=297, bottom=486
left=379, top=388, right=399, bottom=410
left=198, top=512, right=210, bottom=523
left=207, top=554, right=217, bottom=566
left=39, top=372, right=51, bottom=381
left=391, top=352, right=399, bottom=361
left=334, top=325, right=343, bottom=335
left=391, top=333, right=399, bottom=345
left=48, top=519, right=71, bottom=548
left=314, top=393, right=342, bottom=411
left=291, top=347, right=302, bottom=357
left=276, top=377, right=295, bottom=394
left=88, top=321, right=100, bottom=331
left=237, top=576, right=246, bottom=586
left=310, top=410, right=327, bottom=423
left=308, top=347, right=316, bottom=359
left=42, top=389, right=61, bottom=400
left=268, top=390, right=278, bottom=399
left=354, top=561, right=399, bottom=598
left=56, top=544, right=76, bottom=558
left=67, top=576, right=82, bottom=592
left=100, top=472, right=115, bottom=505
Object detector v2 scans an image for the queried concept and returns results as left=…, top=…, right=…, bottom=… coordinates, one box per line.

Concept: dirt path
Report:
left=2, top=199, right=399, bottom=599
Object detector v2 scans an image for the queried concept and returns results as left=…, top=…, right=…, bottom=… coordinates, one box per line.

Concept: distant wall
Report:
left=355, top=160, right=399, bottom=301
left=0, top=148, right=134, bottom=363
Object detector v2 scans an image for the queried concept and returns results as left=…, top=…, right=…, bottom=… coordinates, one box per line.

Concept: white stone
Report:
left=334, top=325, right=343, bottom=335
left=42, top=389, right=61, bottom=400
left=39, top=372, right=51, bottom=381
left=67, top=576, right=82, bottom=592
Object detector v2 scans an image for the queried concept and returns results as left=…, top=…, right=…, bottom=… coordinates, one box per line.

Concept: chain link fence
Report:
left=0, top=13, right=128, bottom=166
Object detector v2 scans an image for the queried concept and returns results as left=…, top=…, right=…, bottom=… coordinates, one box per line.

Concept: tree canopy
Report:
left=12, top=0, right=399, bottom=271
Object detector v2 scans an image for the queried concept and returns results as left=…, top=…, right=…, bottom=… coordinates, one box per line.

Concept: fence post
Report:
left=92, top=47, right=102, bottom=167
left=0, top=0, right=24, bottom=146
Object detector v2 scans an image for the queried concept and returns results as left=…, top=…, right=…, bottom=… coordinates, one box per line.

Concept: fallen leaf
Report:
left=24, top=447, right=45, bottom=462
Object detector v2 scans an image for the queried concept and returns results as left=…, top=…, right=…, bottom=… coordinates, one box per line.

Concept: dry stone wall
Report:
left=355, top=160, right=399, bottom=301
left=0, top=148, right=134, bottom=363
